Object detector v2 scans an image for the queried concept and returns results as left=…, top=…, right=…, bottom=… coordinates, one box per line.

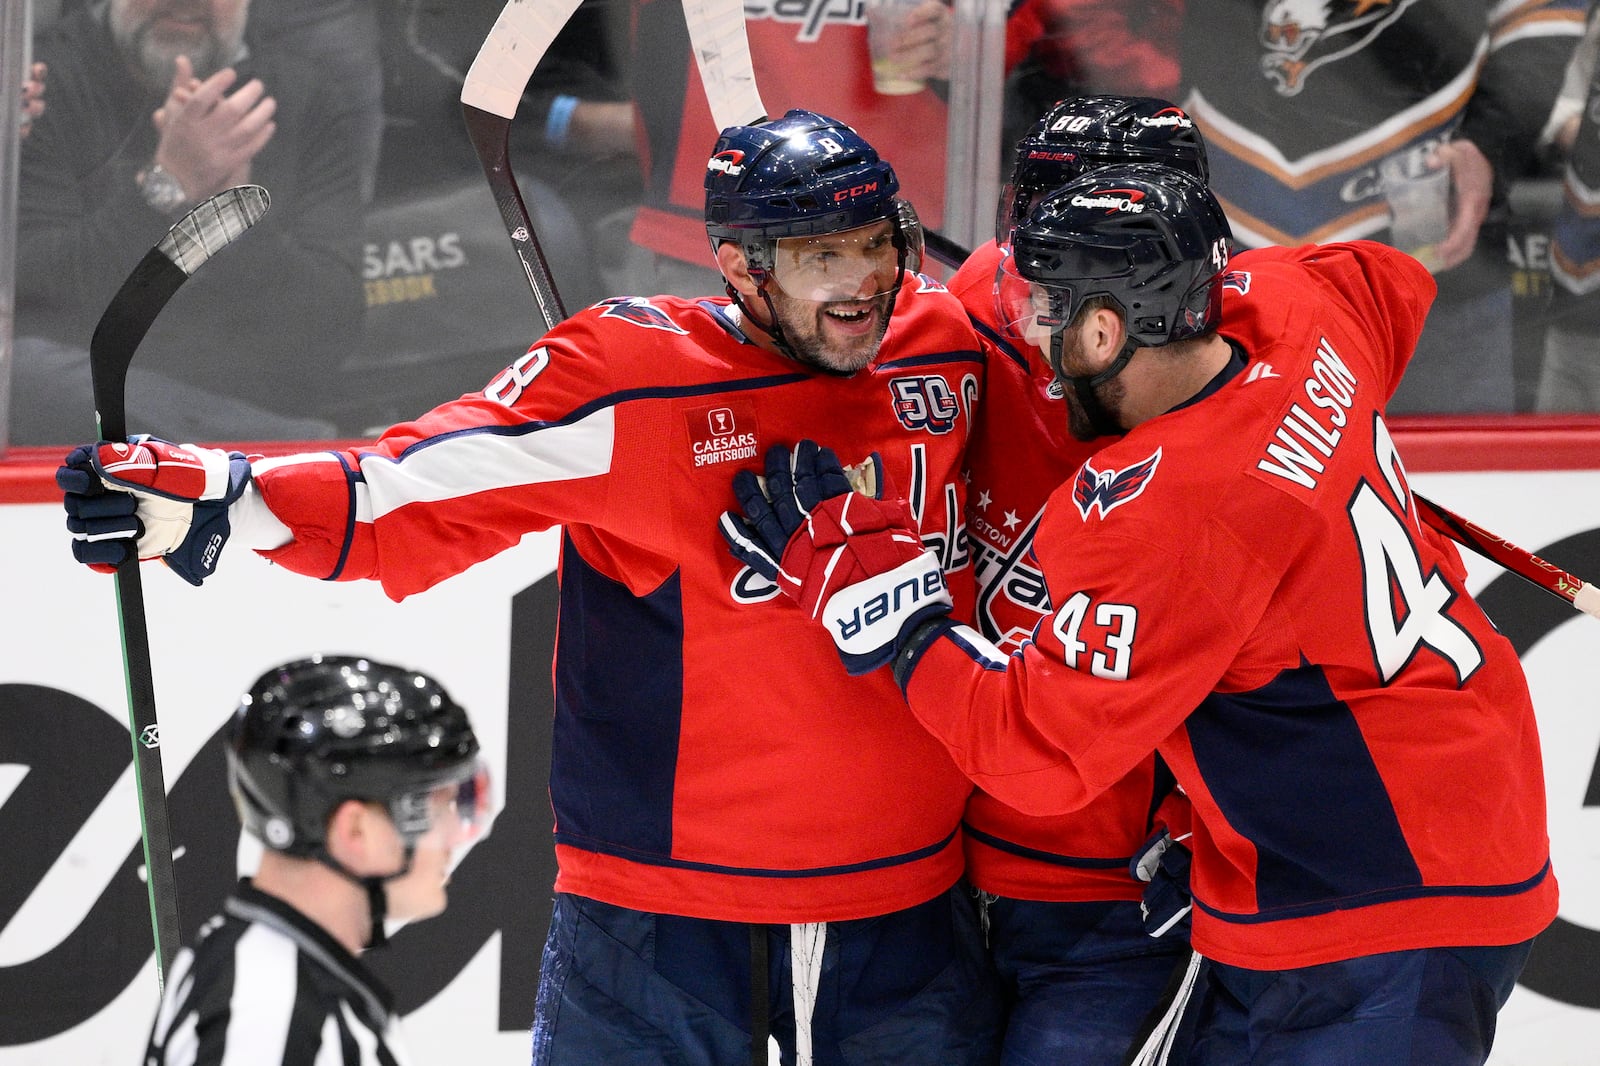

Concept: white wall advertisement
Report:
left=0, top=462, right=1597, bottom=1064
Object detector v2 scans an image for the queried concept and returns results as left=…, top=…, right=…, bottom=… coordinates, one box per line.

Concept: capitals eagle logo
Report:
left=1072, top=449, right=1163, bottom=520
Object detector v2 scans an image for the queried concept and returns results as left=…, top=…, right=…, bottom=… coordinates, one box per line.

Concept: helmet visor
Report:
left=770, top=221, right=902, bottom=302
left=388, top=757, right=495, bottom=850
left=996, top=254, right=1076, bottom=358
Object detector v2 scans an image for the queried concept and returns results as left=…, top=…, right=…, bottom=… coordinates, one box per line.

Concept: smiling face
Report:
left=764, top=220, right=902, bottom=374
left=109, top=0, right=249, bottom=89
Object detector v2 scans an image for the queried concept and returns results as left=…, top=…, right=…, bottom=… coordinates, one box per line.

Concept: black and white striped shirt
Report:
left=145, top=880, right=409, bottom=1066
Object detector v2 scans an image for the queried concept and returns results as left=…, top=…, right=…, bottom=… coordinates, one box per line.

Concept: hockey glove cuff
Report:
left=58, top=436, right=253, bottom=586
left=1131, top=829, right=1193, bottom=939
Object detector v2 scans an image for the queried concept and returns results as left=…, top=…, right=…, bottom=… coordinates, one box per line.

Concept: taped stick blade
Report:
left=157, top=184, right=271, bottom=275
left=681, top=0, right=768, bottom=129
left=462, top=0, right=587, bottom=119
left=90, top=185, right=271, bottom=438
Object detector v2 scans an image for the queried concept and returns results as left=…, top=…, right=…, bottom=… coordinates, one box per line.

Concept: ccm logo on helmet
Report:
left=833, top=181, right=879, bottom=202
left=1072, top=188, right=1147, bottom=213
left=708, top=150, right=746, bottom=176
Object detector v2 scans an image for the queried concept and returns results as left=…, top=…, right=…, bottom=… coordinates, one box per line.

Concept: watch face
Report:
left=141, top=166, right=189, bottom=215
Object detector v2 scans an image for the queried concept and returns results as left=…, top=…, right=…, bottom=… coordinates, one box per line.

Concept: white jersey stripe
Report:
left=356, top=408, right=616, bottom=521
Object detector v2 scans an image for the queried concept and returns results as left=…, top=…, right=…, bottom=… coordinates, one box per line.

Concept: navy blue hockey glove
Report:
left=57, top=436, right=253, bottom=586
left=720, top=440, right=859, bottom=586
left=1131, top=829, right=1193, bottom=939
left=720, top=440, right=951, bottom=675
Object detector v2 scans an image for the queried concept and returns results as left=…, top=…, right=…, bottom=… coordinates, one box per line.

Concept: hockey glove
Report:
left=57, top=436, right=253, bottom=586
left=1131, top=829, right=1193, bottom=939
left=720, top=440, right=860, bottom=589
left=720, top=440, right=951, bottom=675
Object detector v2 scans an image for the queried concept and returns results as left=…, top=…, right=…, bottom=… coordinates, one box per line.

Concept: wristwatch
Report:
left=137, top=163, right=190, bottom=217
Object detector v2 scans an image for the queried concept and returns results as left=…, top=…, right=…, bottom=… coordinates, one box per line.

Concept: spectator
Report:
left=20, top=61, right=45, bottom=139
left=16, top=0, right=371, bottom=443
left=144, top=654, right=491, bottom=1065
left=733, top=163, right=1557, bottom=1064
left=1178, top=0, right=1587, bottom=414
left=948, top=96, right=1206, bottom=1064
left=61, top=110, right=1001, bottom=1066
left=1538, top=2, right=1600, bottom=411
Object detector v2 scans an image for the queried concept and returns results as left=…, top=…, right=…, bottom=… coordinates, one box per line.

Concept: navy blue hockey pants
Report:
left=529, top=886, right=1003, bottom=1065
left=983, top=896, right=1192, bottom=1066
left=1183, top=939, right=1535, bottom=1065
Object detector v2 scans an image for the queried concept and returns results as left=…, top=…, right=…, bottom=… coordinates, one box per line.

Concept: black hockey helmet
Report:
left=998, top=96, right=1209, bottom=243
left=1001, top=162, right=1231, bottom=360
left=227, top=654, right=484, bottom=858
left=705, top=108, right=904, bottom=272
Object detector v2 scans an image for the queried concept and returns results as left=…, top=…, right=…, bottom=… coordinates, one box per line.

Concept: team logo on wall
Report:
left=1258, top=0, right=1421, bottom=96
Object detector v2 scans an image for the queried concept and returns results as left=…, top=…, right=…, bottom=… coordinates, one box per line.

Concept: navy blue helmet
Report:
left=998, top=96, right=1209, bottom=243
left=704, top=108, right=904, bottom=276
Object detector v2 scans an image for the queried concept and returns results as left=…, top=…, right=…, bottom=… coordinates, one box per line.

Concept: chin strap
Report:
left=314, top=847, right=413, bottom=950
left=1056, top=332, right=1138, bottom=439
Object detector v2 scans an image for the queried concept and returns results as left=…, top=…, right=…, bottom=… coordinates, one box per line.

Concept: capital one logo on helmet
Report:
left=1072, top=189, right=1147, bottom=214
left=1140, top=109, right=1193, bottom=129
left=708, top=150, right=746, bottom=176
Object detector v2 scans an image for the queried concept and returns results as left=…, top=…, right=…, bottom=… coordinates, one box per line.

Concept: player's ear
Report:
left=716, top=241, right=762, bottom=300
left=1082, top=305, right=1128, bottom=369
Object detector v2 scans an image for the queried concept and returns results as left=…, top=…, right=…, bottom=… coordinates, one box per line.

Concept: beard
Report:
left=1052, top=329, right=1127, bottom=441
left=112, top=3, right=245, bottom=91
left=763, top=285, right=896, bottom=375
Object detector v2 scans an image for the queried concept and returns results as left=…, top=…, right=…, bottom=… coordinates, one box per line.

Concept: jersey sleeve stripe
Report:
left=354, top=409, right=616, bottom=521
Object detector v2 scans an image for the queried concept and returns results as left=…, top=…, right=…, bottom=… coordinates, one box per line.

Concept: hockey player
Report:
left=61, top=110, right=1000, bottom=1065
left=728, top=164, right=1557, bottom=1063
left=950, top=97, right=1208, bottom=1063
left=144, top=655, right=490, bottom=1066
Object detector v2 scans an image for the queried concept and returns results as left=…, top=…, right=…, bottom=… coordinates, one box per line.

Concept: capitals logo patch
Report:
left=1072, top=449, right=1162, bottom=520
left=597, top=297, right=688, bottom=334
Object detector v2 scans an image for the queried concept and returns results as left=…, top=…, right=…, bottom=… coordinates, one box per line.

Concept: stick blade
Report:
left=462, top=0, right=587, bottom=118
left=681, top=0, right=769, bottom=129
left=89, top=185, right=271, bottom=438
left=157, top=184, right=271, bottom=276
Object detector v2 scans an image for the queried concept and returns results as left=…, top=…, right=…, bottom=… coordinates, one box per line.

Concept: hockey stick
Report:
left=89, top=185, right=272, bottom=986
left=460, top=0, right=582, bottom=332
left=1415, top=495, right=1600, bottom=619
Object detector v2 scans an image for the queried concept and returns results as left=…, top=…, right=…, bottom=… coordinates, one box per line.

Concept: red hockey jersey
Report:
left=254, top=281, right=982, bottom=923
left=908, top=243, right=1557, bottom=968
left=952, top=240, right=1174, bottom=902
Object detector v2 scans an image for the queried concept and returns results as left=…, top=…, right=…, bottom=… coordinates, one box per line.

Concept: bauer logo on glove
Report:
left=720, top=440, right=953, bottom=674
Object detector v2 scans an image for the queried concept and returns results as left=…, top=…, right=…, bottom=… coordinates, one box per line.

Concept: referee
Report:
left=145, top=655, right=491, bottom=1065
